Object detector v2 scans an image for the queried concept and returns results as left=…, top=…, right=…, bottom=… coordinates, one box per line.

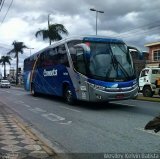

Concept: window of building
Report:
left=153, top=50, right=160, bottom=61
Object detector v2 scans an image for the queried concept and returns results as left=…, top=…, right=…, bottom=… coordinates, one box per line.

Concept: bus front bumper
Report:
left=89, top=86, right=138, bottom=102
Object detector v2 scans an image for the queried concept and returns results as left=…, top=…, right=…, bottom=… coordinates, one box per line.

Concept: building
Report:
left=7, top=67, right=16, bottom=82
left=145, top=42, right=160, bottom=68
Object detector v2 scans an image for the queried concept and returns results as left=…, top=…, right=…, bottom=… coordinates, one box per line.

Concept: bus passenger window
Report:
left=75, top=47, right=86, bottom=75
left=67, top=40, right=82, bottom=66
left=57, top=44, right=69, bottom=67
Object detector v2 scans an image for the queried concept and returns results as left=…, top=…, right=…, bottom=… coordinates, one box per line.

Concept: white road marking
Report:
left=59, top=121, right=72, bottom=125
left=0, top=90, right=10, bottom=93
left=135, top=127, right=160, bottom=136
left=19, top=101, right=25, bottom=103
left=12, top=87, right=23, bottom=90
left=110, top=102, right=135, bottom=107
left=34, top=107, right=46, bottom=113
left=42, top=113, right=65, bottom=122
left=14, top=101, right=25, bottom=104
left=32, top=98, right=38, bottom=101
left=15, top=93, right=22, bottom=96
left=23, top=104, right=31, bottom=108
left=60, top=106, right=81, bottom=113
left=29, top=107, right=46, bottom=113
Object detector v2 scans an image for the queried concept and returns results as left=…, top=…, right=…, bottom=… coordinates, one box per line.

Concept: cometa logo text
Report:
left=43, top=69, right=57, bottom=77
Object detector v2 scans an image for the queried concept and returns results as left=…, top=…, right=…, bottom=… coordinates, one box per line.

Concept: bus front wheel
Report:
left=64, top=86, right=75, bottom=105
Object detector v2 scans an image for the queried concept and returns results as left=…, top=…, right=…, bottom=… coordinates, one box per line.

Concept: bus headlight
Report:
left=94, top=85, right=106, bottom=91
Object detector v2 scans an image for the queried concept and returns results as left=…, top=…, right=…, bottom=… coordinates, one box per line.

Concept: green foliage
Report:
left=7, top=41, right=27, bottom=58
left=0, top=56, right=12, bottom=79
left=35, top=24, right=68, bottom=44
left=0, top=56, right=11, bottom=66
left=7, top=41, right=27, bottom=84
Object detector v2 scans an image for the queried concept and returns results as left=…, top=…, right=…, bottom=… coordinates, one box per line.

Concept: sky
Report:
left=0, top=0, right=160, bottom=74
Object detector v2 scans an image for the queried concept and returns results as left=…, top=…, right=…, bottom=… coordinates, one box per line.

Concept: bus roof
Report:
left=24, top=35, right=124, bottom=61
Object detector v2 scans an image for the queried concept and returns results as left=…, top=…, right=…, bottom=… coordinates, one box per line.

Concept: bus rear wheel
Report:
left=143, top=86, right=153, bottom=97
left=64, top=86, right=75, bottom=105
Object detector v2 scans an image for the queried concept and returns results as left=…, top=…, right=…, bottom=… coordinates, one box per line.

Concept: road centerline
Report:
left=59, top=106, right=81, bottom=113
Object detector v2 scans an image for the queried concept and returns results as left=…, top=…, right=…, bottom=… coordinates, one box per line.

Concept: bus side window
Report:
left=51, top=47, right=59, bottom=66
left=39, top=52, right=45, bottom=68
left=69, top=47, right=76, bottom=68
left=75, top=47, right=87, bottom=75
left=67, top=40, right=82, bottom=64
left=57, top=44, right=69, bottom=67
left=36, top=54, right=41, bottom=68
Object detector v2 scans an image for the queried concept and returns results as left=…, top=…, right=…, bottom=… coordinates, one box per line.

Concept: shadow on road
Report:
left=28, top=93, right=137, bottom=111
left=26, top=93, right=159, bottom=117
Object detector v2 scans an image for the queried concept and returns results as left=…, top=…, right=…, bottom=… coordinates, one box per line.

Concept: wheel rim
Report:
left=66, top=89, right=72, bottom=103
left=31, top=86, right=35, bottom=95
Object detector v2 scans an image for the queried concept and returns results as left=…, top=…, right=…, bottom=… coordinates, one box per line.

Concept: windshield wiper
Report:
left=112, top=55, right=130, bottom=80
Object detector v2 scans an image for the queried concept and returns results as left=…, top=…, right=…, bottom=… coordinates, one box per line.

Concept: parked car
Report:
left=0, top=80, right=11, bottom=88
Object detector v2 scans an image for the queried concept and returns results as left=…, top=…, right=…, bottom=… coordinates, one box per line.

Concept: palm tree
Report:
left=7, top=41, right=27, bottom=85
left=0, top=56, right=12, bottom=79
left=35, top=24, right=68, bottom=45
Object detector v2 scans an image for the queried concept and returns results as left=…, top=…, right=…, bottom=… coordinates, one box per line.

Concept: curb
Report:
left=137, top=96, right=160, bottom=102
left=12, top=117, right=57, bottom=157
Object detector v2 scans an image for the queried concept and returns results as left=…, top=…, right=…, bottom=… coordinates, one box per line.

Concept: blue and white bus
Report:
left=23, top=36, right=138, bottom=104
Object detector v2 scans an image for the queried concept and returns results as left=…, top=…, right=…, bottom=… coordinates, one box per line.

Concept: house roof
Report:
left=145, top=41, right=160, bottom=47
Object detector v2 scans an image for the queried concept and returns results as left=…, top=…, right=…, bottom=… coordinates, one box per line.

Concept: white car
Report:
left=0, top=80, right=11, bottom=88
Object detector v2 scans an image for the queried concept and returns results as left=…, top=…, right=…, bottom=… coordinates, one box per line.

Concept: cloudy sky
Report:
left=0, top=0, right=160, bottom=74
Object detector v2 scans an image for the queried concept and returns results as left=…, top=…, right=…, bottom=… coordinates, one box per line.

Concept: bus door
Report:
left=74, top=44, right=90, bottom=101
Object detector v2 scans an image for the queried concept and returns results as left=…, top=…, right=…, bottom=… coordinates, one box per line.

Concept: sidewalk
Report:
left=0, top=102, right=56, bottom=159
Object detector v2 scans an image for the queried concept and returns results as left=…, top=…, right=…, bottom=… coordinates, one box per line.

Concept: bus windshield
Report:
left=85, top=42, right=135, bottom=81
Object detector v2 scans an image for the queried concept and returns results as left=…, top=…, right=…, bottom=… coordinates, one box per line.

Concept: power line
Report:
left=121, top=20, right=160, bottom=35
left=1, top=0, right=13, bottom=25
left=109, top=20, right=160, bottom=38
left=112, top=25, right=160, bottom=39
left=0, top=0, right=5, bottom=12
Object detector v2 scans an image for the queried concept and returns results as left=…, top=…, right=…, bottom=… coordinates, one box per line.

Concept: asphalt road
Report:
left=0, top=87, right=160, bottom=156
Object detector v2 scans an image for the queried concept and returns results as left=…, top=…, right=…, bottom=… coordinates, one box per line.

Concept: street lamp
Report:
left=29, top=48, right=34, bottom=56
left=90, top=8, right=104, bottom=35
left=26, top=48, right=34, bottom=56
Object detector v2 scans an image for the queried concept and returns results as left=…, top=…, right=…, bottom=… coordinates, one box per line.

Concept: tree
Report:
left=35, top=24, right=68, bottom=45
left=7, top=41, right=27, bottom=85
left=0, top=56, right=11, bottom=79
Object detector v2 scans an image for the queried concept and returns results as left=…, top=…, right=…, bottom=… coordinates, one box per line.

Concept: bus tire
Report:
left=31, top=84, right=38, bottom=96
left=64, top=86, right=75, bottom=105
left=143, top=86, right=153, bottom=97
